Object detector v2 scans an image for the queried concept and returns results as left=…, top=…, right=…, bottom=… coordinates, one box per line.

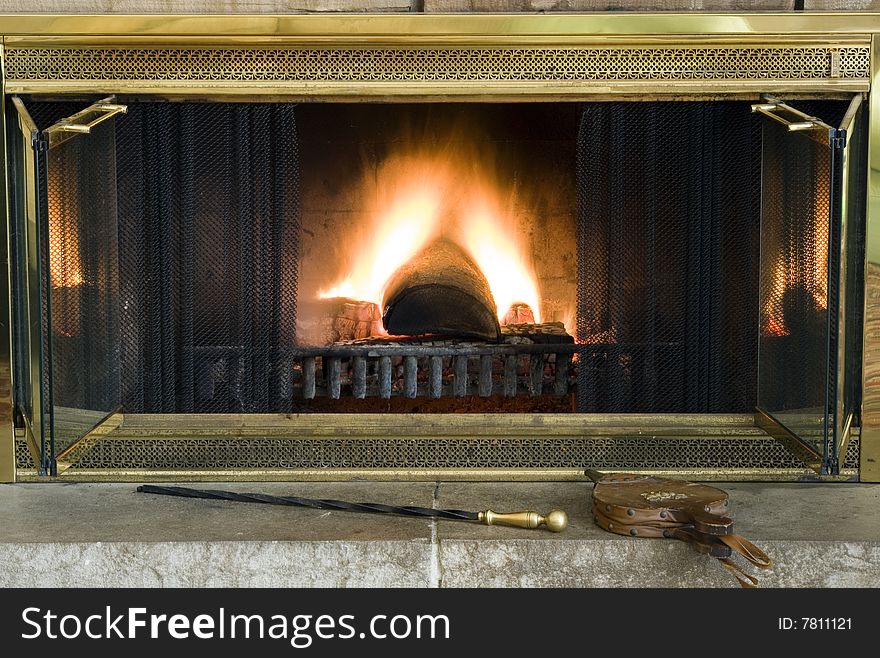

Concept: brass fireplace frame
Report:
left=0, top=12, right=877, bottom=483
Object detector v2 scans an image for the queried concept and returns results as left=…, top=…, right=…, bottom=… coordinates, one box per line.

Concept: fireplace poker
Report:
left=137, top=484, right=568, bottom=532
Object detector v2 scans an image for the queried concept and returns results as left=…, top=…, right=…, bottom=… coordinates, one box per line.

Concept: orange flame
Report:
left=458, top=198, right=542, bottom=324
left=318, top=139, right=542, bottom=324
left=761, top=176, right=834, bottom=338
left=46, top=174, right=84, bottom=337
left=319, top=191, right=442, bottom=305
left=762, top=256, right=790, bottom=337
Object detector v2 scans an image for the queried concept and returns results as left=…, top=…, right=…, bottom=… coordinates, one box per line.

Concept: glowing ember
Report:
left=762, top=235, right=828, bottom=338
left=763, top=316, right=789, bottom=338
left=318, top=138, right=543, bottom=325
left=762, top=257, right=789, bottom=337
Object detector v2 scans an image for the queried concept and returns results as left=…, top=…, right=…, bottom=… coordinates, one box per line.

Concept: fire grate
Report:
left=290, top=340, right=576, bottom=402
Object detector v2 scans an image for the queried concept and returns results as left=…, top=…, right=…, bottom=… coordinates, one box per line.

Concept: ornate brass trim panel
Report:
left=49, top=435, right=848, bottom=471
left=12, top=413, right=861, bottom=480
left=1, top=44, right=871, bottom=97
left=12, top=436, right=861, bottom=482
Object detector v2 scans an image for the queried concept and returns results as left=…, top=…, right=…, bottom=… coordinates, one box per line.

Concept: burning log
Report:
left=382, top=238, right=502, bottom=341
left=298, top=297, right=383, bottom=345
left=502, top=303, right=535, bottom=326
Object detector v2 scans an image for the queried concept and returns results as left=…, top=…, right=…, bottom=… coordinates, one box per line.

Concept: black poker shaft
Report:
left=137, top=484, right=479, bottom=522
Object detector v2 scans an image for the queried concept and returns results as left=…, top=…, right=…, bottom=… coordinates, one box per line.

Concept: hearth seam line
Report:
left=429, top=481, right=440, bottom=588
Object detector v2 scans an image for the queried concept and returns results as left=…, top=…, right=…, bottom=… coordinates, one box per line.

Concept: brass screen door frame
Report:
left=836, top=94, right=867, bottom=470
left=754, top=95, right=864, bottom=475
left=7, top=96, right=49, bottom=473
left=7, top=96, right=124, bottom=475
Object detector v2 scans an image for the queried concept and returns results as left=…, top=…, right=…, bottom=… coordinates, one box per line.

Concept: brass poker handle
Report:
left=478, top=509, right=569, bottom=532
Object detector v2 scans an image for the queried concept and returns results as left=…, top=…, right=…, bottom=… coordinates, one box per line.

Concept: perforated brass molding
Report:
left=0, top=46, right=870, bottom=99
left=12, top=435, right=861, bottom=482
left=0, top=14, right=875, bottom=98
left=1, top=44, right=870, bottom=94
left=11, top=414, right=862, bottom=482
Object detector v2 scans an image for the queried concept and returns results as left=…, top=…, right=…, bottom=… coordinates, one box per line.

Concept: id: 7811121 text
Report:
left=778, top=618, right=852, bottom=630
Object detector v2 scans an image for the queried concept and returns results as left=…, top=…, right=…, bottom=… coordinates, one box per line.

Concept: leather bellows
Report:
left=588, top=471, right=772, bottom=588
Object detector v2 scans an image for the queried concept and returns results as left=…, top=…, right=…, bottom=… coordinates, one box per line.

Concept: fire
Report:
left=762, top=256, right=790, bottom=337
left=318, top=138, right=542, bottom=324
left=319, top=191, right=442, bottom=305
left=458, top=200, right=541, bottom=323
left=761, top=173, right=834, bottom=337
left=48, top=241, right=84, bottom=289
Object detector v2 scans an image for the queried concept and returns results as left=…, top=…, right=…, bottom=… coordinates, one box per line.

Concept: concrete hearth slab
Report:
left=0, top=481, right=878, bottom=587
left=0, top=482, right=435, bottom=587
left=435, top=482, right=880, bottom=587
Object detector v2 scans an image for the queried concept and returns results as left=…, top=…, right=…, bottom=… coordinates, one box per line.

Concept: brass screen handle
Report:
left=44, top=96, right=129, bottom=148
left=478, top=509, right=569, bottom=532
left=750, top=99, right=834, bottom=137
left=52, top=102, right=128, bottom=134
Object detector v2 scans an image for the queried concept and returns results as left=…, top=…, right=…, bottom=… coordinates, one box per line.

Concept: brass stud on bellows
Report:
left=478, top=509, right=569, bottom=532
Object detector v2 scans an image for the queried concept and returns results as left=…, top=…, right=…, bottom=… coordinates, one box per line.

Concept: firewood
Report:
left=502, top=302, right=535, bottom=325
left=382, top=238, right=501, bottom=341
left=297, top=297, right=384, bottom=345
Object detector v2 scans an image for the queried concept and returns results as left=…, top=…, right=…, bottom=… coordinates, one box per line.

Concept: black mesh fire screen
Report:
left=109, top=103, right=300, bottom=413
left=27, top=99, right=852, bottom=417
left=576, top=102, right=762, bottom=413
left=26, top=101, right=301, bottom=415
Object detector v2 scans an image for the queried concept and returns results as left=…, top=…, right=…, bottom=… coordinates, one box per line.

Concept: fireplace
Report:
left=0, top=13, right=876, bottom=482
